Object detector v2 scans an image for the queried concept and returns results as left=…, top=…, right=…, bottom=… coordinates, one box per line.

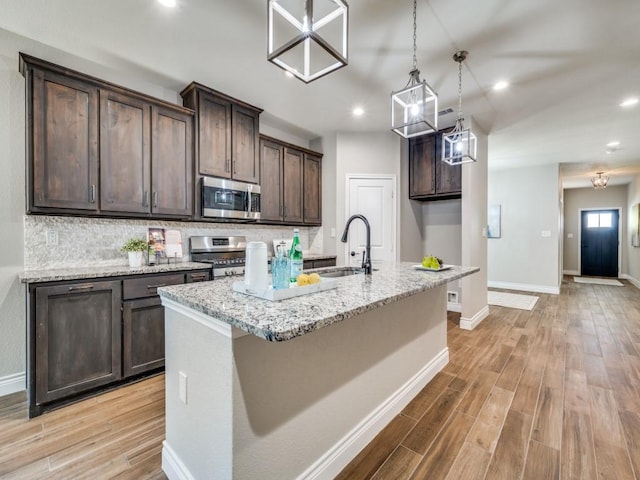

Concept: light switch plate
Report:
left=179, top=371, right=188, bottom=404
left=567, top=233, right=573, bottom=238
left=541, top=230, right=551, bottom=238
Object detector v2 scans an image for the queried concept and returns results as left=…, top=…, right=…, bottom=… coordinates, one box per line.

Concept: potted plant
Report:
left=121, top=238, right=148, bottom=268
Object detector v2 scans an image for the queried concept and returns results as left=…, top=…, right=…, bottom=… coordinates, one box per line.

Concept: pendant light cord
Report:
left=457, top=60, right=463, bottom=123
left=412, top=0, right=417, bottom=70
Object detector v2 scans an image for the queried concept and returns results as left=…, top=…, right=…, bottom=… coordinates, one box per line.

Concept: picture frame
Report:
left=632, top=203, right=640, bottom=247
left=487, top=204, right=501, bottom=239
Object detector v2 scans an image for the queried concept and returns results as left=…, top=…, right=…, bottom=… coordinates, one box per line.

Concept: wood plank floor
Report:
left=1, top=277, right=639, bottom=479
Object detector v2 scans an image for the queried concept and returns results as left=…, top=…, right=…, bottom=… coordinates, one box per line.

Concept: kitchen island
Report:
left=158, top=262, right=478, bottom=480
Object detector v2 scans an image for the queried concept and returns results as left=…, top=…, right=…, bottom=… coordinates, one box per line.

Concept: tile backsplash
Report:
left=24, top=216, right=322, bottom=270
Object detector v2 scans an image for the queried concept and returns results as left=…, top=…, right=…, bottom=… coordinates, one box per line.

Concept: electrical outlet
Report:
left=330, top=228, right=336, bottom=238
left=46, top=229, right=58, bottom=246
left=179, top=371, right=188, bottom=404
left=447, top=291, right=459, bottom=303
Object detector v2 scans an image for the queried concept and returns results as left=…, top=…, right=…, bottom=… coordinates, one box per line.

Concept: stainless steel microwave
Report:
left=202, top=177, right=261, bottom=221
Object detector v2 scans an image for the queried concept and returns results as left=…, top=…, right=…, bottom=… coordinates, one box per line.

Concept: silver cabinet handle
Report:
left=90, top=185, right=96, bottom=203
left=153, top=191, right=158, bottom=208
left=143, top=191, right=149, bottom=207
left=147, top=283, right=167, bottom=289
left=69, top=284, right=94, bottom=291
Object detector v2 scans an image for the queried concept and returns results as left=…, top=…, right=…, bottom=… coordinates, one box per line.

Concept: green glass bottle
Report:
left=289, top=228, right=303, bottom=283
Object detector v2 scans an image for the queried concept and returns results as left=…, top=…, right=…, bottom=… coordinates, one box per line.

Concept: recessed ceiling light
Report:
left=620, top=97, right=638, bottom=107
left=606, top=141, right=620, bottom=147
left=158, top=0, right=177, bottom=7
left=493, top=80, right=509, bottom=91
left=352, top=106, right=364, bottom=117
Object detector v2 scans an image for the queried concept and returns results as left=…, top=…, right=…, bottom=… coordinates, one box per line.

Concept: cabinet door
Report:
left=34, top=280, right=122, bottom=405
left=283, top=148, right=304, bottom=223
left=100, top=90, right=151, bottom=213
left=303, top=154, right=322, bottom=225
left=232, top=104, right=260, bottom=184
left=409, top=135, right=436, bottom=198
left=122, top=297, right=165, bottom=378
left=151, top=106, right=194, bottom=217
left=259, top=139, right=284, bottom=222
left=30, top=69, right=99, bottom=211
left=198, top=92, right=231, bottom=178
left=434, top=133, right=462, bottom=195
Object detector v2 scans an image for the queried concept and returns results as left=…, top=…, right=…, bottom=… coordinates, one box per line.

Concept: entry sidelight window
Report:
left=587, top=212, right=613, bottom=229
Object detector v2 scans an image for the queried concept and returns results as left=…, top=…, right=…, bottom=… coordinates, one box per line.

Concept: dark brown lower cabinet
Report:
left=123, top=297, right=165, bottom=378
left=303, top=258, right=337, bottom=269
left=34, top=280, right=122, bottom=405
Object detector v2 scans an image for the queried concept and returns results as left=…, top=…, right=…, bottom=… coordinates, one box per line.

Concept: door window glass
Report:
left=587, top=212, right=613, bottom=228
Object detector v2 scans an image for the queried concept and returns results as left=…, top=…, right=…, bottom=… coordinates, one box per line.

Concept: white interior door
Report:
left=346, top=175, right=396, bottom=266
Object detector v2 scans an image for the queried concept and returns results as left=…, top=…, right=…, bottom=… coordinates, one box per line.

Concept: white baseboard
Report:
left=162, top=441, right=196, bottom=480
left=563, top=270, right=579, bottom=276
left=447, top=302, right=462, bottom=313
left=488, top=281, right=560, bottom=295
left=0, top=372, right=25, bottom=398
left=621, top=274, right=640, bottom=289
left=460, top=305, right=490, bottom=330
left=297, top=348, right=449, bottom=480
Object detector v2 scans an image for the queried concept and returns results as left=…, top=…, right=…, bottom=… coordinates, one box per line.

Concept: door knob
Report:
left=350, top=251, right=357, bottom=257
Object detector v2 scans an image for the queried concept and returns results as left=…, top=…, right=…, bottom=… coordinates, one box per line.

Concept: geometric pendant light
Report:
left=267, top=0, right=349, bottom=83
left=442, top=50, right=477, bottom=165
left=391, top=0, right=438, bottom=138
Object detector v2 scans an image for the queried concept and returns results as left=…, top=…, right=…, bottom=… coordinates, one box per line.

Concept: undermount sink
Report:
left=318, top=266, right=377, bottom=278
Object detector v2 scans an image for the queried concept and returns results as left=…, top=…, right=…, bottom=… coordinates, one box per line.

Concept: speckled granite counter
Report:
left=158, top=262, right=478, bottom=342
left=161, top=261, right=479, bottom=480
left=19, top=262, right=212, bottom=283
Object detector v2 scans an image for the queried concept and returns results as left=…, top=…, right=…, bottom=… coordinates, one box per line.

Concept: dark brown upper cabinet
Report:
left=20, top=53, right=194, bottom=219
left=409, top=131, right=461, bottom=201
left=100, top=90, right=151, bottom=214
left=26, top=67, right=99, bottom=212
left=259, top=135, right=322, bottom=226
left=303, top=153, right=322, bottom=225
left=181, top=82, right=262, bottom=190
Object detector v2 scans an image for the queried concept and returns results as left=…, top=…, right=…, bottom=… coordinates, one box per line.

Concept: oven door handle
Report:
left=245, top=191, right=250, bottom=217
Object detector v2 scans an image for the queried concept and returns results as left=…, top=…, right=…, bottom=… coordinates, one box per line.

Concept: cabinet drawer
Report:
left=123, top=273, right=184, bottom=300
left=186, top=270, right=211, bottom=283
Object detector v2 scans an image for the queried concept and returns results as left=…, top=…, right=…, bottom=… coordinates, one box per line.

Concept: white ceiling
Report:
left=2, top=0, right=639, bottom=188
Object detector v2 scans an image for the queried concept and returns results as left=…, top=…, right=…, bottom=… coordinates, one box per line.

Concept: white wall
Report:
left=563, top=185, right=628, bottom=275
left=487, top=164, right=560, bottom=294
left=0, top=53, right=26, bottom=385
left=400, top=139, right=424, bottom=262
left=628, top=174, right=640, bottom=286
left=326, top=132, right=402, bottom=265
left=460, top=121, right=489, bottom=328
left=422, top=200, right=462, bottom=299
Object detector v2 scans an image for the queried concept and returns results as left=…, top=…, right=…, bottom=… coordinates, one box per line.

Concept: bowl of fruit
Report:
left=413, top=255, right=451, bottom=272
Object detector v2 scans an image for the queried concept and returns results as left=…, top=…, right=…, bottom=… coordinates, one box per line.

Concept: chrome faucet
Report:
left=341, top=214, right=372, bottom=275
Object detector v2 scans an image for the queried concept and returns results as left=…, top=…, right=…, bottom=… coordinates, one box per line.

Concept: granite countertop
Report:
left=158, top=262, right=479, bottom=342
left=19, top=262, right=212, bottom=283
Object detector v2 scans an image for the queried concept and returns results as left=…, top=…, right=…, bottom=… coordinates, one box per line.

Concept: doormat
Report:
left=573, top=277, right=623, bottom=286
left=488, top=291, right=539, bottom=310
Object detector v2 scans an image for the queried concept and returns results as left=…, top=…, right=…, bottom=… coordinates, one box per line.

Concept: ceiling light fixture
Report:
left=390, top=0, right=438, bottom=138
left=620, top=97, right=638, bottom=107
left=267, top=0, right=349, bottom=84
left=157, top=0, right=177, bottom=7
left=606, top=141, right=620, bottom=147
left=493, top=80, right=509, bottom=91
left=352, top=106, right=364, bottom=117
left=442, top=50, right=477, bottom=165
left=591, top=172, right=609, bottom=189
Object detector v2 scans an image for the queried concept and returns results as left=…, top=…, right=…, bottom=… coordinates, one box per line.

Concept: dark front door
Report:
left=581, top=209, right=619, bottom=277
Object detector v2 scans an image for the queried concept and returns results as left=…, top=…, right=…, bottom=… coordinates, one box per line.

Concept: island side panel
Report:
left=162, top=304, right=235, bottom=480
left=162, top=285, right=448, bottom=480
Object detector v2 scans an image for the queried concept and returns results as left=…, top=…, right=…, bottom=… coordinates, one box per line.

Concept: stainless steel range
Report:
left=189, top=236, right=247, bottom=279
